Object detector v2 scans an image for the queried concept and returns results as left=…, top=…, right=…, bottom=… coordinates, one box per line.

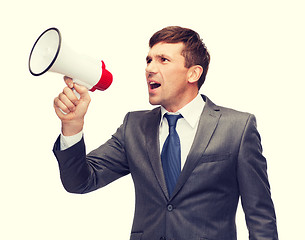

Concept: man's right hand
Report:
left=53, top=76, right=91, bottom=136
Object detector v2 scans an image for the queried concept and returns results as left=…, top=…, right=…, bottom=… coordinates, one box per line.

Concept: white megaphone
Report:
left=28, top=27, right=113, bottom=92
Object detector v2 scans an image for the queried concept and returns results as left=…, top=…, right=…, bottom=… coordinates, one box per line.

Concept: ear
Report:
left=187, top=65, right=203, bottom=84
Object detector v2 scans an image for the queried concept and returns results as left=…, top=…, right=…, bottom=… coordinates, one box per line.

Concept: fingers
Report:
left=73, top=83, right=90, bottom=101
left=54, top=102, right=68, bottom=118
left=64, top=76, right=74, bottom=88
left=54, top=76, right=91, bottom=121
left=54, top=87, right=77, bottom=114
left=63, top=76, right=90, bottom=100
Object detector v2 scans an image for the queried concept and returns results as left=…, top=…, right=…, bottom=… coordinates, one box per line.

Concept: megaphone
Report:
left=28, top=27, right=113, bottom=92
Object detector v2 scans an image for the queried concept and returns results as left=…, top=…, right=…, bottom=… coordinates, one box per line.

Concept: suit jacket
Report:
left=53, top=95, right=278, bottom=240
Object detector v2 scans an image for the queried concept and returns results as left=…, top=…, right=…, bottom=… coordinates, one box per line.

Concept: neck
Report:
left=163, top=92, right=199, bottom=113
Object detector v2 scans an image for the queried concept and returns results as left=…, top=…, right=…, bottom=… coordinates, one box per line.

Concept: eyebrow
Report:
left=146, top=54, right=171, bottom=62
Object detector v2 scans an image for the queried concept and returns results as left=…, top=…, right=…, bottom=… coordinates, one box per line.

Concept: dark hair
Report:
left=149, top=26, right=210, bottom=89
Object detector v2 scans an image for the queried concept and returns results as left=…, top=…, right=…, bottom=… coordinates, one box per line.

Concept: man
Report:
left=53, top=26, right=278, bottom=240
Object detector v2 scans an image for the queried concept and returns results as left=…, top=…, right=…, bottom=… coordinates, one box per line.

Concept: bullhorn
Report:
left=28, top=27, right=113, bottom=92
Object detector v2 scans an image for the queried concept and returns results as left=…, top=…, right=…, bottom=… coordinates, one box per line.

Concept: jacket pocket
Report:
left=130, top=232, right=143, bottom=240
left=200, top=153, right=231, bottom=163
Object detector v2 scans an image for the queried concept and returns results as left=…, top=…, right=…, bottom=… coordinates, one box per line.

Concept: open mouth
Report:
left=149, top=81, right=161, bottom=89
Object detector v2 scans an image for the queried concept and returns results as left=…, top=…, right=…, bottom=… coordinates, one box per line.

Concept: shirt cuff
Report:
left=60, top=131, right=83, bottom=151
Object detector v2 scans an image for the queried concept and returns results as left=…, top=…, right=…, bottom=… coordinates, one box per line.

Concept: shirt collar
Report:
left=160, top=94, right=205, bottom=128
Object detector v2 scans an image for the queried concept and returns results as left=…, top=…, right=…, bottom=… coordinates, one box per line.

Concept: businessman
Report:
left=53, top=26, right=278, bottom=240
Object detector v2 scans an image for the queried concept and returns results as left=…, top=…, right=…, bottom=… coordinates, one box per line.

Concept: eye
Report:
left=161, top=57, right=169, bottom=63
left=146, top=57, right=152, bottom=65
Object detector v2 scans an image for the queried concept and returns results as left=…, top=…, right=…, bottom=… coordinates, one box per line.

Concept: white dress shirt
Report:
left=60, top=130, right=83, bottom=151
left=60, top=94, right=205, bottom=169
left=159, top=94, right=205, bottom=169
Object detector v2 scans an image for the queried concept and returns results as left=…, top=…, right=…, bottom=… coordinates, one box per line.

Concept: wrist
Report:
left=61, top=119, right=84, bottom=136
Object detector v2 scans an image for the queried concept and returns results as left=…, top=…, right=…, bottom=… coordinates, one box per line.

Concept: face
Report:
left=145, top=42, right=197, bottom=112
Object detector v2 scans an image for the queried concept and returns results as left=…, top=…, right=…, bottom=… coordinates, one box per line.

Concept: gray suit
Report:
left=53, top=95, right=278, bottom=240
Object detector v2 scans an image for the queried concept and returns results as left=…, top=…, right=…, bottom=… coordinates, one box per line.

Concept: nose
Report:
left=145, top=60, right=157, bottom=76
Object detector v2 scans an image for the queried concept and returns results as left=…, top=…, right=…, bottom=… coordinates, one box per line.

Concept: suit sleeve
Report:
left=237, top=114, right=278, bottom=240
left=53, top=113, right=130, bottom=194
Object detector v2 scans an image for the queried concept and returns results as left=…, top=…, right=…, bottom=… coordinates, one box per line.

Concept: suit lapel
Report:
left=144, top=108, right=170, bottom=200
left=143, top=96, right=221, bottom=200
left=171, top=96, right=221, bottom=198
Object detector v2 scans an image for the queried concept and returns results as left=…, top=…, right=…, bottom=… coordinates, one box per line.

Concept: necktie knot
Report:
left=165, top=114, right=182, bottom=129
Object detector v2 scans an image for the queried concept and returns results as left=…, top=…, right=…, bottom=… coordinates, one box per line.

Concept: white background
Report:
left=1, top=0, right=304, bottom=239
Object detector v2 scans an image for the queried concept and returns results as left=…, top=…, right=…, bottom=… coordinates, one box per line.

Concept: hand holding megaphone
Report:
left=53, top=76, right=91, bottom=133
left=28, top=27, right=113, bottom=93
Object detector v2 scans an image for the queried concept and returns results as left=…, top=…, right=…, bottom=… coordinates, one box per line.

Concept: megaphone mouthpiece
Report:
left=90, top=60, right=113, bottom=91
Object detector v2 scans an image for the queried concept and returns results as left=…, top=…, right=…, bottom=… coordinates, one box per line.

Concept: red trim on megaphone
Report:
left=90, top=61, right=113, bottom=91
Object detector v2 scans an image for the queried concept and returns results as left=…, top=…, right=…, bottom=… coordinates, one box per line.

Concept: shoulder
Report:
left=202, top=95, right=255, bottom=126
left=120, top=107, right=161, bottom=129
left=125, top=107, right=161, bottom=119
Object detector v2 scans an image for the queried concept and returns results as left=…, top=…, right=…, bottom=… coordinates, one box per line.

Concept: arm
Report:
left=237, top=115, right=278, bottom=240
left=53, top=77, right=130, bottom=193
left=53, top=119, right=130, bottom=194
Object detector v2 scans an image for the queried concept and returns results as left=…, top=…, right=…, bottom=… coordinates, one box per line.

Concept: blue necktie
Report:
left=161, top=114, right=183, bottom=197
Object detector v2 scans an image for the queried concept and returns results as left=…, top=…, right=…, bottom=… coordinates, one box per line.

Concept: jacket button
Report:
left=167, top=204, right=173, bottom=212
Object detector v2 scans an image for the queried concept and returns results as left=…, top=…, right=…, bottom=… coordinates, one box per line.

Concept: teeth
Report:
left=149, top=81, right=161, bottom=89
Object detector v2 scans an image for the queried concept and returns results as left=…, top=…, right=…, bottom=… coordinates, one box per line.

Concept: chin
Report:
left=149, top=101, right=160, bottom=106
left=148, top=97, right=161, bottom=106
